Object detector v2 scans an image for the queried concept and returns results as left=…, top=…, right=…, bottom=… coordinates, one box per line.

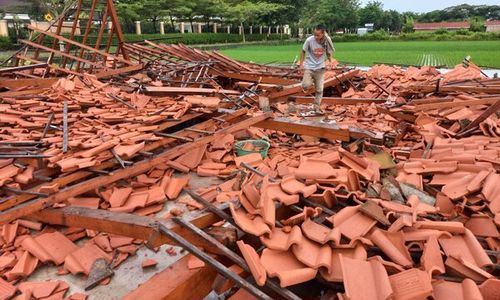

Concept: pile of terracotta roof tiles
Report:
left=0, top=43, right=499, bottom=299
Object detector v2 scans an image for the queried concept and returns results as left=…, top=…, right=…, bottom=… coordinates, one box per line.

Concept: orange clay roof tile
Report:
left=280, top=175, right=317, bottom=197
left=290, top=232, right=332, bottom=272
left=465, top=214, right=500, bottom=238
left=93, top=235, right=112, bottom=252
left=438, top=229, right=493, bottom=269
left=339, top=255, right=393, bottom=300
left=67, top=197, right=100, bottom=209
left=389, top=268, right=433, bottom=300
left=108, top=187, right=133, bottom=208
left=479, top=278, right=500, bottom=300
left=17, top=280, right=65, bottom=299
left=21, top=231, right=78, bottom=265
left=187, top=255, right=205, bottom=270
left=420, top=235, right=445, bottom=276
left=230, top=203, right=271, bottom=236
left=64, top=242, right=112, bottom=275
left=280, top=207, right=322, bottom=227
left=319, top=244, right=367, bottom=282
left=234, top=153, right=263, bottom=167
left=433, top=278, right=482, bottom=300
left=327, top=205, right=377, bottom=241
left=165, top=176, right=189, bottom=200
left=166, top=160, right=190, bottom=173
left=141, top=258, right=157, bottom=269
left=113, top=142, right=145, bottom=159
left=4, top=251, right=38, bottom=281
left=369, top=228, right=413, bottom=268
left=237, top=241, right=266, bottom=286
left=482, top=173, right=500, bottom=214
left=300, top=218, right=341, bottom=245
left=260, top=226, right=302, bottom=251
left=260, top=248, right=317, bottom=288
left=444, top=255, right=493, bottom=282
left=0, top=278, right=16, bottom=299
left=294, top=158, right=338, bottom=180
left=1, top=221, right=18, bottom=245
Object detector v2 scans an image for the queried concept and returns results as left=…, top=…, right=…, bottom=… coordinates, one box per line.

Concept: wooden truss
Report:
left=11, top=0, right=135, bottom=78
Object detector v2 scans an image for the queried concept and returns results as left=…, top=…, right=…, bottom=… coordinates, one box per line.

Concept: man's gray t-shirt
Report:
left=302, top=36, right=333, bottom=70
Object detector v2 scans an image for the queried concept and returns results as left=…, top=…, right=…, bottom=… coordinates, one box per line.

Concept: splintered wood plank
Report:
left=0, top=78, right=58, bottom=89
left=29, top=206, right=224, bottom=253
left=255, top=117, right=352, bottom=141
left=144, top=86, right=241, bottom=96
left=290, top=96, right=387, bottom=105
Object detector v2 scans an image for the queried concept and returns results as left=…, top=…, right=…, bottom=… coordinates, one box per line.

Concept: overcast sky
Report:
left=359, top=1, right=499, bottom=13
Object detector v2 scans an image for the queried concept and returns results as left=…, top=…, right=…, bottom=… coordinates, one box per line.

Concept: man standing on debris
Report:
left=297, top=24, right=335, bottom=113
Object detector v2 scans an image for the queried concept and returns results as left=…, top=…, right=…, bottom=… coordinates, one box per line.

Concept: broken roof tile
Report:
left=141, top=258, right=157, bottom=269
left=64, top=242, right=112, bottom=275
left=5, top=251, right=38, bottom=281
left=165, top=176, right=189, bottom=200
left=234, top=153, right=263, bottom=167
left=187, top=255, right=205, bottom=270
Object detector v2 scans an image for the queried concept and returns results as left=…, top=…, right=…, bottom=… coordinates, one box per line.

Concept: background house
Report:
left=414, top=21, right=470, bottom=31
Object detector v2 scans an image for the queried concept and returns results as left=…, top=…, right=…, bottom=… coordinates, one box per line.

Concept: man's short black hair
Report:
left=315, top=24, right=326, bottom=32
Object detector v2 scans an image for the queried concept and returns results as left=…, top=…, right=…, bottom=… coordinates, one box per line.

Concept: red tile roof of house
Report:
left=486, top=20, right=500, bottom=26
left=414, top=21, right=470, bottom=30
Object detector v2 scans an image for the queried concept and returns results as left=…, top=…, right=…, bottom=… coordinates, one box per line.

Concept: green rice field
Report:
left=221, top=40, right=500, bottom=68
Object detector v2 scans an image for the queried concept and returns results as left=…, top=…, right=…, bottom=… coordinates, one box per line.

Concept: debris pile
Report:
left=0, top=3, right=499, bottom=299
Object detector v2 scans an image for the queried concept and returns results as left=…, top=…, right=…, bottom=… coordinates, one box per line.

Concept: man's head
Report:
left=314, top=24, right=326, bottom=41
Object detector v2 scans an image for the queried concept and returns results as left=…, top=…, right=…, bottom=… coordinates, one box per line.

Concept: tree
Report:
left=359, top=1, right=384, bottom=29
left=29, top=0, right=67, bottom=19
left=469, top=16, right=485, bottom=32
left=164, top=0, right=193, bottom=31
left=260, top=0, right=307, bottom=28
left=224, top=1, right=284, bottom=42
left=141, top=0, right=169, bottom=33
left=299, top=0, right=359, bottom=32
left=386, top=10, right=403, bottom=32
left=116, top=0, right=142, bottom=33
left=402, top=16, right=415, bottom=33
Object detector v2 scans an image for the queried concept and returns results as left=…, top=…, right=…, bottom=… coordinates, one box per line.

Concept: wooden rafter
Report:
left=11, top=0, right=134, bottom=77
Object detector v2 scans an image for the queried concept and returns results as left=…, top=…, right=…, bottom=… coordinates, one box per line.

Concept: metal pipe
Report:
left=173, top=217, right=302, bottom=300
left=156, top=223, right=273, bottom=300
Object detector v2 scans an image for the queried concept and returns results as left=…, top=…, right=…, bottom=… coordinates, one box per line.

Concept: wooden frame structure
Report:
left=10, top=0, right=135, bottom=78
